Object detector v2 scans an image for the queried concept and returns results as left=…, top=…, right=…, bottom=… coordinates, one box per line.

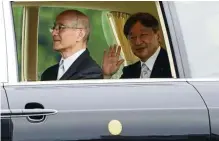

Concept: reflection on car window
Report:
left=174, top=1, right=219, bottom=78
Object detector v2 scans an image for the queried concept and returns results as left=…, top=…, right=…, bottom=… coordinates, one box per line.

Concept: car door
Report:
left=188, top=81, right=219, bottom=141
left=1, top=84, right=14, bottom=141
left=4, top=80, right=210, bottom=141
left=1, top=1, right=13, bottom=140
left=3, top=1, right=210, bottom=141
left=161, top=1, right=219, bottom=141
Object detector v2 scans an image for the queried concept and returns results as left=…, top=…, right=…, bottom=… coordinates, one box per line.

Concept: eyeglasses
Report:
left=49, top=24, right=84, bottom=33
left=128, top=33, right=150, bottom=43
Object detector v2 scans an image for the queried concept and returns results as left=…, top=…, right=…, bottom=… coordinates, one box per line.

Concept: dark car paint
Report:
left=2, top=81, right=211, bottom=141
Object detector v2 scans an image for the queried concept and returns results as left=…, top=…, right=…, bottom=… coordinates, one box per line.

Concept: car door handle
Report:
left=1, top=109, right=58, bottom=118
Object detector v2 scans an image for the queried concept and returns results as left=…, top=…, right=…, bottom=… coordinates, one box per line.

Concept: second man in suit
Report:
left=102, top=12, right=172, bottom=79
left=41, top=10, right=103, bottom=81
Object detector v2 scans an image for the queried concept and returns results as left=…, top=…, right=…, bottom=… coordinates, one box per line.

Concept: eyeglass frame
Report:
left=49, top=23, right=85, bottom=33
left=127, top=33, right=151, bottom=43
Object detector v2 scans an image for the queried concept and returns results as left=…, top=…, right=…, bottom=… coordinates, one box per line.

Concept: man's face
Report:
left=51, top=14, right=81, bottom=52
left=128, top=21, right=160, bottom=61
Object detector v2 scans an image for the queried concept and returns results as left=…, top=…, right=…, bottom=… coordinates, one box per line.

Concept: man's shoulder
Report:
left=156, top=47, right=170, bottom=64
left=41, top=64, right=58, bottom=76
left=40, top=63, right=59, bottom=81
left=83, top=55, right=102, bottom=70
left=152, top=47, right=172, bottom=78
left=75, top=54, right=103, bottom=79
left=78, top=49, right=100, bottom=67
left=123, top=61, right=140, bottom=70
left=158, top=47, right=168, bottom=57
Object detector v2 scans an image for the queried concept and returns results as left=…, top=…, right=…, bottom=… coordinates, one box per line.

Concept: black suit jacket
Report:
left=41, top=49, right=103, bottom=81
left=120, top=48, right=172, bottom=78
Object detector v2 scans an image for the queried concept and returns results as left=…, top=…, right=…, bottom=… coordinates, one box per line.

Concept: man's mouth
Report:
left=136, top=47, right=147, bottom=51
left=53, top=36, right=60, bottom=41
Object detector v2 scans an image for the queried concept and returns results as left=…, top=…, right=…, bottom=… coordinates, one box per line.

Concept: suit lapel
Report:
left=51, top=64, right=59, bottom=80
left=59, top=49, right=89, bottom=80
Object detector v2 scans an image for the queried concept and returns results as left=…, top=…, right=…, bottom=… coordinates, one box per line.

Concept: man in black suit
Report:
left=41, top=10, right=102, bottom=81
left=102, top=12, right=172, bottom=79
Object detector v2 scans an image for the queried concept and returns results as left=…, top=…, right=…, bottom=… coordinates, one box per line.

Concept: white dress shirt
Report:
left=140, top=47, right=161, bottom=78
left=57, top=49, right=86, bottom=80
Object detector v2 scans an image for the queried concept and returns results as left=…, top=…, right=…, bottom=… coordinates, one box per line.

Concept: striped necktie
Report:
left=141, top=63, right=151, bottom=78
left=57, top=60, right=65, bottom=80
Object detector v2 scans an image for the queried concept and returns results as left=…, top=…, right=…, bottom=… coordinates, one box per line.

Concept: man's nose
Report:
left=135, top=37, right=143, bottom=45
left=51, top=28, right=59, bottom=36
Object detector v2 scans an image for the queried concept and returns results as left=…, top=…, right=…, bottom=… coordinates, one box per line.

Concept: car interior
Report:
left=12, top=1, right=177, bottom=82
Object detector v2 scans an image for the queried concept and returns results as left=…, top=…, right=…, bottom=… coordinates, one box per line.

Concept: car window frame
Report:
left=5, top=0, right=184, bottom=84
left=3, top=0, right=19, bottom=83
left=0, top=0, right=8, bottom=83
left=159, top=1, right=191, bottom=78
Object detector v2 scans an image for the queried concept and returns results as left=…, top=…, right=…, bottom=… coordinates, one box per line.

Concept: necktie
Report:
left=57, top=60, right=65, bottom=80
left=141, top=63, right=151, bottom=78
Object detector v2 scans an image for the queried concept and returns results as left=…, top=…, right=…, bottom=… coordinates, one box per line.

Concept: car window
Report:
left=174, top=1, right=219, bottom=78
left=12, top=5, right=23, bottom=81
left=12, top=5, right=119, bottom=81
left=11, top=2, right=178, bottom=82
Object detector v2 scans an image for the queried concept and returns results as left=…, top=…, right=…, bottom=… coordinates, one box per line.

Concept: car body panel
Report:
left=189, top=81, right=219, bottom=140
left=159, top=1, right=188, bottom=78
left=1, top=84, right=9, bottom=109
left=0, top=1, right=216, bottom=141
left=1, top=84, right=14, bottom=141
left=4, top=81, right=210, bottom=140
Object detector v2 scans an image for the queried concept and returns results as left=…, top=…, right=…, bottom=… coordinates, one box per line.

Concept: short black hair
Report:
left=123, top=12, right=159, bottom=38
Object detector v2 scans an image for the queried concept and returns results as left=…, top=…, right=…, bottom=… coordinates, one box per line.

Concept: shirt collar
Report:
left=141, top=46, right=161, bottom=71
left=59, top=49, right=86, bottom=71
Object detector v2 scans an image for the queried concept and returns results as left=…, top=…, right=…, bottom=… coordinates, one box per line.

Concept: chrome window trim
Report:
left=155, top=1, right=177, bottom=78
left=0, top=0, right=8, bottom=83
left=3, top=0, right=19, bottom=83
left=3, top=78, right=219, bottom=87
left=159, top=1, right=191, bottom=78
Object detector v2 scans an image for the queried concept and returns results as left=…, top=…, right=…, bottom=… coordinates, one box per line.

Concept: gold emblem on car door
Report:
left=108, top=120, right=122, bottom=135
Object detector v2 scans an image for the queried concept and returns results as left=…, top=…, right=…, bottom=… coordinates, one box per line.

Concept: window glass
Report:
left=174, top=1, right=219, bottom=78
left=38, top=7, right=117, bottom=80
left=12, top=5, right=23, bottom=81
left=12, top=6, right=120, bottom=81
left=12, top=3, right=175, bottom=81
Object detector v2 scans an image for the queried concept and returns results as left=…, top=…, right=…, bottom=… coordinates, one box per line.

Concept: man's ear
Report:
left=156, top=30, right=161, bottom=41
left=156, top=30, right=162, bottom=44
left=76, top=29, right=86, bottom=42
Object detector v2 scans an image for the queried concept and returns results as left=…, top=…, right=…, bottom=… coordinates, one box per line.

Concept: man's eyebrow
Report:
left=54, top=22, right=64, bottom=26
left=140, top=28, right=150, bottom=32
left=128, top=32, right=133, bottom=35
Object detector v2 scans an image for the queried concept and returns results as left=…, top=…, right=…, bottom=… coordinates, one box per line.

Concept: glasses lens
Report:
left=49, top=25, right=55, bottom=33
left=49, top=28, right=53, bottom=33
